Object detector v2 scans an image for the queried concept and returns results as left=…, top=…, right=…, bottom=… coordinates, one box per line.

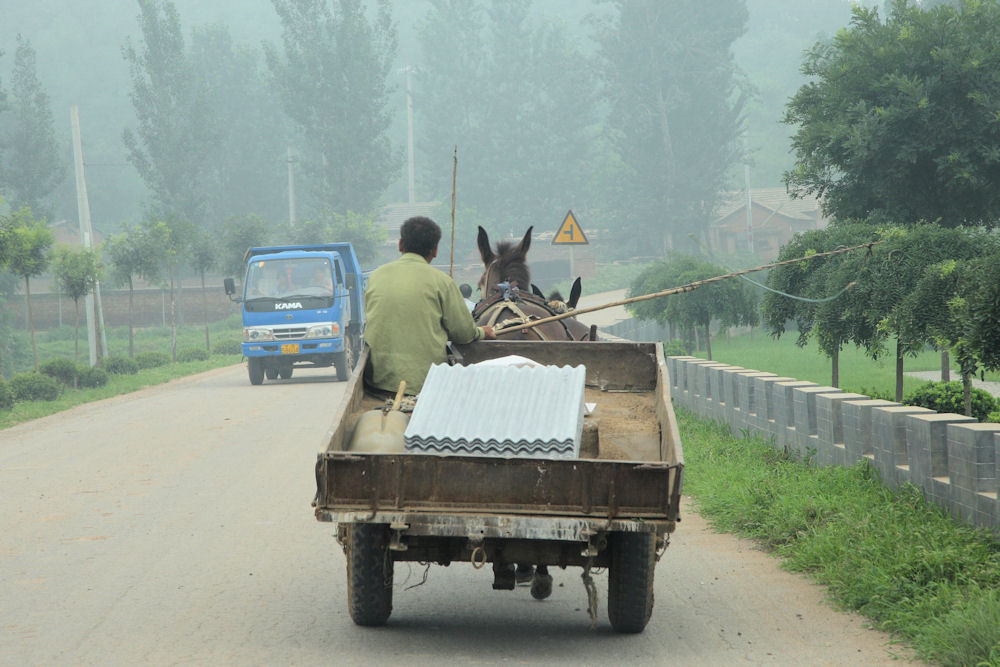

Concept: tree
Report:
left=596, top=0, right=750, bottom=253
left=415, top=0, right=488, bottom=201
left=966, top=250, right=1000, bottom=373
left=784, top=1, right=1000, bottom=226
left=5, top=207, right=53, bottom=370
left=267, top=0, right=400, bottom=216
left=142, top=216, right=191, bottom=361
left=105, top=223, right=165, bottom=357
left=628, top=254, right=759, bottom=360
left=218, top=214, right=274, bottom=282
left=3, top=36, right=63, bottom=218
left=122, top=0, right=218, bottom=227
left=188, top=24, right=290, bottom=227
left=415, top=1, right=599, bottom=236
left=762, top=222, right=882, bottom=387
left=187, top=229, right=215, bottom=353
left=289, top=210, right=385, bottom=265
left=52, top=245, right=103, bottom=363
left=836, top=224, right=983, bottom=400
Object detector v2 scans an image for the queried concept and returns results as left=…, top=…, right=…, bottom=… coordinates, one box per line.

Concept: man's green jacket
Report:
left=364, top=253, right=484, bottom=393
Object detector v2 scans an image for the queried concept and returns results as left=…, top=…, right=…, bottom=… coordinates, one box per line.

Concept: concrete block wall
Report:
left=667, top=356, right=1000, bottom=535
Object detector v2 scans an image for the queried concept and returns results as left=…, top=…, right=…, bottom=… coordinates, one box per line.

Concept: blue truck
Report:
left=224, top=244, right=365, bottom=385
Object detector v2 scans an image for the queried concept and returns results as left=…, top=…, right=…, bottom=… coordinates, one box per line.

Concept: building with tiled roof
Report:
left=709, top=187, right=830, bottom=260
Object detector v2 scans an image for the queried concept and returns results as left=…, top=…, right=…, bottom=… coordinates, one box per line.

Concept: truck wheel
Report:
left=265, top=366, right=278, bottom=380
left=248, top=358, right=265, bottom=385
left=334, top=336, right=354, bottom=382
left=607, top=531, right=655, bottom=634
left=347, top=523, right=393, bottom=626
left=278, top=366, right=293, bottom=380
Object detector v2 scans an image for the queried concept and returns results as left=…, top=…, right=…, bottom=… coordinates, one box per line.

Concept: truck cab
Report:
left=225, top=243, right=365, bottom=384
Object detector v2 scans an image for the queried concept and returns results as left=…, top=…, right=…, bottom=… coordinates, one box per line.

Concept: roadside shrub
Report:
left=0, top=379, right=13, bottom=410
left=661, top=339, right=686, bottom=356
left=135, top=351, right=170, bottom=369
left=40, top=358, right=79, bottom=386
left=103, top=355, right=139, bottom=375
left=77, top=366, right=108, bottom=388
left=905, top=381, right=997, bottom=422
left=985, top=410, right=1000, bottom=425
left=212, top=339, right=242, bottom=355
left=176, top=346, right=209, bottom=362
left=9, top=372, right=63, bottom=401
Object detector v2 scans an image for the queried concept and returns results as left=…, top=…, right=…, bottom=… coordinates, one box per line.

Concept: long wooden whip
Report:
left=449, top=146, right=457, bottom=277
left=492, top=240, right=883, bottom=336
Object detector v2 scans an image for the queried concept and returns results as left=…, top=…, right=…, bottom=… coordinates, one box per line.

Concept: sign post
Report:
left=552, top=210, right=588, bottom=279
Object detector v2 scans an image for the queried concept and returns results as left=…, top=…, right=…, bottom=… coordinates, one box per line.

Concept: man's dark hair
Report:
left=459, top=283, right=472, bottom=298
left=400, top=216, right=442, bottom=257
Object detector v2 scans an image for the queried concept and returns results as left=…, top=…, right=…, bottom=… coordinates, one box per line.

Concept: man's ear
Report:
left=427, top=244, right=439, bottom=262
left=398, top=238, right=405, bottom=254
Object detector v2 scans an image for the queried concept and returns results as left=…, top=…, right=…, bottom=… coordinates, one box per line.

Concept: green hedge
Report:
left=10, top=372, right=63, bottom=401
left=176, top=346, right=209, bottom=362
left=104, top=355, right=140, bottom=375
left=905, top=381, right=997, bottom=423
left=0, top=379, right=13, bottom=410
left=135, top=351, right=170, bottom=369
left=212, top=339, right=242, bottom=355
left=77, top=366, right=108, bottom=388
left=40, top=358, right=79, bottom=386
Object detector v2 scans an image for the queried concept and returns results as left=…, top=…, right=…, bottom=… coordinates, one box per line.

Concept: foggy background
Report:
left=0, top=0, right=901, bottom=263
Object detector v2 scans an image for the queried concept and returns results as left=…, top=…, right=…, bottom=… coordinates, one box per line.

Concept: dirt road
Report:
left=0, top=363, right=917, bottom=665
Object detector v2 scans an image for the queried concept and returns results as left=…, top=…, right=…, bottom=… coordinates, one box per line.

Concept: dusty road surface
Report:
left=1, top=363, right=919, bottom=665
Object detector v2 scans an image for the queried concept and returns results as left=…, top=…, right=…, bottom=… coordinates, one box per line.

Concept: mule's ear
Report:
left=531, top=283, right=544, bottom=298
left=517, top=226, right=533, bottom=256
left=568, top=277, right=582, bottom=309
left=477, top=226, right=495, bottom=265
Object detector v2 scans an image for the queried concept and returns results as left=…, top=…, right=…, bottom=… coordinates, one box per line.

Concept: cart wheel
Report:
left=278, top=365, right=293, bottom=380
left=347, top=523, right=393, bottom=626
left=607, top=531, right=655, bottom=633
left=248, top=358, right=265, bottom=385
left=334, top=335, right=354, bottom=382
left=265, top=366, right=278, bottom=380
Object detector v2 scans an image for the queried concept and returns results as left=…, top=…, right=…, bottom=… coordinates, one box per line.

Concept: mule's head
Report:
left=477, top=226, right=533, bottom=298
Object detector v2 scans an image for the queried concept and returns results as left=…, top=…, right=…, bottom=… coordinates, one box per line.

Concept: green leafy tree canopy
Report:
left=784, top=0, right=1000, bottom=226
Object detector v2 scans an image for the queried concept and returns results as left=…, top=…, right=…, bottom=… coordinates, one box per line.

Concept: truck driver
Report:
left=364, top=216, right=496, bottom=394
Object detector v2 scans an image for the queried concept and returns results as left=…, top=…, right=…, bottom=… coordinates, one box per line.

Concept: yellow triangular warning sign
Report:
left=552, top=210, right=588, bottom=245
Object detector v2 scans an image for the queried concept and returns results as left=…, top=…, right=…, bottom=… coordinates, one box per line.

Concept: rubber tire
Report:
left=607, top=531, right=655, bottom=634
left=248, top=358, right=265, bottom=385
left=278, top=366, right=292, bottom=380
left=347, top=523, right=393, bottom=626
left=265, top=366, right=278, bottom=380
left=334, top=335, right=354, bottom=382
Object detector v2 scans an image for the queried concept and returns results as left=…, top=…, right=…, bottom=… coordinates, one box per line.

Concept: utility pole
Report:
left=398, top=66, right=416, bottom=203
left=70, top=105, right=108, bottom=365
left=744, top=135, right=754, bottom=254
left=287, top=147, right=297, bottom=228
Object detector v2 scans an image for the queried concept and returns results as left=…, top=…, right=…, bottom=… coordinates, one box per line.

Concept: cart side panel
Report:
left=317, top=453, right=680, bottom=519
left=655, top=345, right=684, bottom=466
left=321, top=346, right=369, bottom=453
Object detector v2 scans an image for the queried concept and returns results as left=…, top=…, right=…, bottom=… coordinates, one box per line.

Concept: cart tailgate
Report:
left=314, top=452, right=683, bottom=521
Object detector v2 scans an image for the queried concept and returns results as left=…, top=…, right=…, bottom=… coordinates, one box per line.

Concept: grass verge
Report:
left=678, top=406, right=1000, bottom=666
left=700, top=333, right=952, bottom=398
left=0, top=355, right=240, bottom=430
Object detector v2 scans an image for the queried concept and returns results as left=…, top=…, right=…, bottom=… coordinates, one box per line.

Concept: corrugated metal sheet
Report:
left=404, top=363, right=586, bottom=459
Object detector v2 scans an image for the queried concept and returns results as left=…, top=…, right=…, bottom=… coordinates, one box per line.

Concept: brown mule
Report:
left=473, top=226, right=593, bottom=341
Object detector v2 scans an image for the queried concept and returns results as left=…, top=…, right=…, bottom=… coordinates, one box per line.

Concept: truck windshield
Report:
left=245, top=257, right=335, bottom=301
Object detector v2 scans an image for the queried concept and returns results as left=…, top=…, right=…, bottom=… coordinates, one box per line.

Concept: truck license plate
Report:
left=281, top=343, right=299, bottom=354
